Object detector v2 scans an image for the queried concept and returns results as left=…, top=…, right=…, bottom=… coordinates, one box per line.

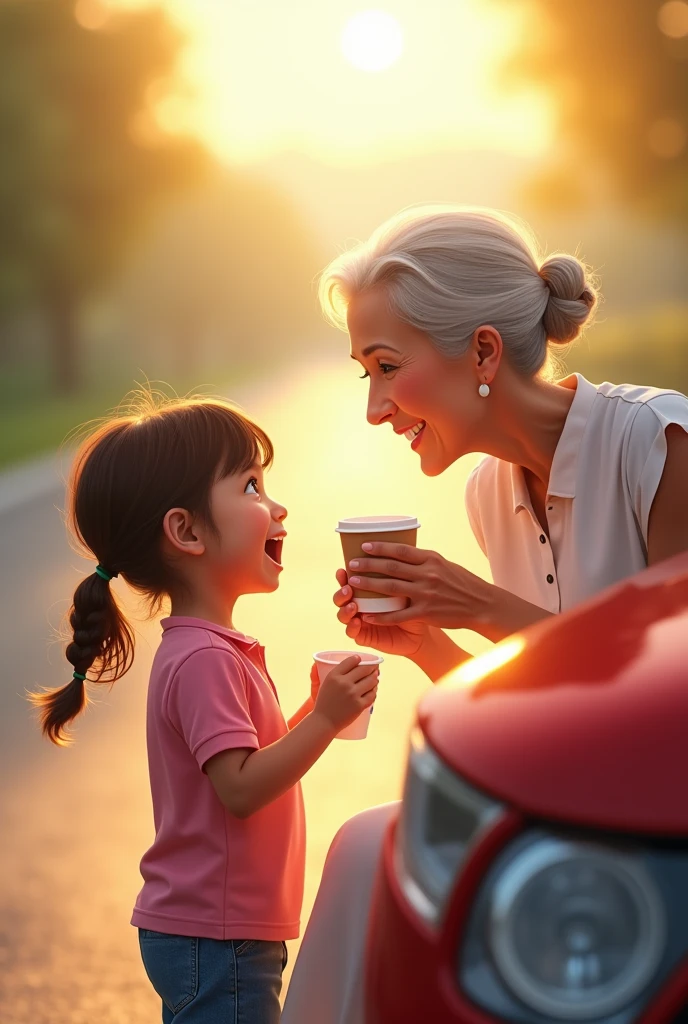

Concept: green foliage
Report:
left=502, top=0, right=688, bottom=220
left=561, top=305, right=688, bottom=395
left=0, top=350, right=248, bottom=469
left=0, top=0, right=208, bottom=388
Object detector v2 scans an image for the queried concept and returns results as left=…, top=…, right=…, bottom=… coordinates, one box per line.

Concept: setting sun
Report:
left=103, top=0, right=553, bottom=166
left=341, top=10, right=404, bottom=72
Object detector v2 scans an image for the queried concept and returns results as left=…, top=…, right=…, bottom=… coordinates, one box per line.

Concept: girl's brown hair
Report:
left=28, top=393, right=273, bottom=746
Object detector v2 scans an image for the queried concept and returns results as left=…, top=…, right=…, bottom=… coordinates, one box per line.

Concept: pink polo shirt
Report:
left=131, top=616, right=306, bottom=940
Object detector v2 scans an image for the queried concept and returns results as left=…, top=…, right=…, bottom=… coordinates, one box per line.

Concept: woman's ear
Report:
left=162, top=508, right=206, bottom=558
left=470, top=325, right=503, bottom=385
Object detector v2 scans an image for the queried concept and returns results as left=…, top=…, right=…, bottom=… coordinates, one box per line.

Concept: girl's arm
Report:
left=287, top=697, right=314, bottom=729
left=205, top=712, right=336, bottom=819
left=286, top=663, right=322, bottom=728
left=205, top=658, right=378, bottom=819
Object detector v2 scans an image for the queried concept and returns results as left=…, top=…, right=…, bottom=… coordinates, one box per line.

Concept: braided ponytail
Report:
left=29, top=568, right=134, bottom=745
left=28, top=392, right=274, bottom=747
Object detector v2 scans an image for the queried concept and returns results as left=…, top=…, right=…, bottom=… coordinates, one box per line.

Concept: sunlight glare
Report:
left=341, top=10, right=404, bottom=72
left=448, top=636, right=526, bottom=687
left=74, top=0, right=110, bottom=30
left=110, top=0, right=553, bottom=165
left=657, top=0, right=688, bottom=38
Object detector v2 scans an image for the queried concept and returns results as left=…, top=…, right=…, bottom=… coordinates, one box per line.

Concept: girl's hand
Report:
left=313, top=654, right=379, bottom=731
left=333, top=569, right=430, bottom=657
left=342, top=543, right=492, bottom=631
left=310, top=662, right=321, bottom=704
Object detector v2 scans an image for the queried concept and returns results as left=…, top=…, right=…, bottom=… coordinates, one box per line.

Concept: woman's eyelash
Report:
left=359, top=363, right=397, bottom=380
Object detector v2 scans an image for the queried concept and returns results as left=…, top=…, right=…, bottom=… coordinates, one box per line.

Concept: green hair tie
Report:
left=73, top=671, right=87, bottom=681
left=95, top=564, right=117, bottom=582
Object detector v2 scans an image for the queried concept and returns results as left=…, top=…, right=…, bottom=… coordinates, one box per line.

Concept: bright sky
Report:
left=98, top=0, right=553, bottom=166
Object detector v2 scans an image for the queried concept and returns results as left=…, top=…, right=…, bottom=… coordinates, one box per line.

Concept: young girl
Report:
left=30, top=394, right=379, bottom=1023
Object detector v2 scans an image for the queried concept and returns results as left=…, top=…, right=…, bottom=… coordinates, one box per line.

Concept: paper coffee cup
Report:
left=313, top=650, right=383, bottom=740
left=335, top=515, right=420, bottom=613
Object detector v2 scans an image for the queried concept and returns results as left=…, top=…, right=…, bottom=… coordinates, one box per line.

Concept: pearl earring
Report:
left=478, top=382, right=490, bottom=398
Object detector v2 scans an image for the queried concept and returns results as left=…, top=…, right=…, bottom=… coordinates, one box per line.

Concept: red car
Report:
left=365, top=553, right=688, bottom=1024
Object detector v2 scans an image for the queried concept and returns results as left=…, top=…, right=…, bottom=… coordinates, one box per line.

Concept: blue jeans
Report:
left=138, top=928, right=288, bottom=1023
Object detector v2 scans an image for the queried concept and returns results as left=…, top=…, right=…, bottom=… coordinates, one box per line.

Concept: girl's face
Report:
left=204, top=462, right=288, bottom=595
left=347, top=286, right=485, bottom=476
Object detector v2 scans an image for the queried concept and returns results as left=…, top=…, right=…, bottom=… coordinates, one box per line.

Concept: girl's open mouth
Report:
left=264, top=537, right=284, bottom=566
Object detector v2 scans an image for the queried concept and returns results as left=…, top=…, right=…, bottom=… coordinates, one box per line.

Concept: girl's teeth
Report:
left=404, top=422, right=425, bottom=440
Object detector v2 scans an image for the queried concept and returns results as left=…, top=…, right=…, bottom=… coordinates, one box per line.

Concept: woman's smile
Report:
left=410, top=424, right=426, bottom=450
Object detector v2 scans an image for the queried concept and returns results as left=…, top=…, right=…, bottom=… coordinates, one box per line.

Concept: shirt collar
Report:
left=510, top=460, right=532, bottom=514
left=510, top=373, right=598, bottom=512
left=161, top=616, right=260, bottom=648
left=547, top=373, right=598, bottom=498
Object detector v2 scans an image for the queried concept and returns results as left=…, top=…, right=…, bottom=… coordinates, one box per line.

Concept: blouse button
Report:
left=546, top=573, right=554, bottom=584
left=539, top=534, right=547, bottom=544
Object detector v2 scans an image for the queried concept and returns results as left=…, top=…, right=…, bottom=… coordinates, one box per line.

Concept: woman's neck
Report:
left=482, top=373, right=577, bottom=486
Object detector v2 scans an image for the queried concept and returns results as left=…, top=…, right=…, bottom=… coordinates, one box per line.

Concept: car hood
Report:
left=418, top=553, right=688, bottom=837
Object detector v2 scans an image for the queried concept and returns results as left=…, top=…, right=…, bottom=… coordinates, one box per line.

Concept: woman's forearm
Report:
left=475, top=581, right=553, bottom=643
left=409, top=627, right=472, bottom=683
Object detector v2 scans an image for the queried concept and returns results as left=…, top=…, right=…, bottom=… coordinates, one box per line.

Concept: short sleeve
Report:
left=464, top=462, right=487, bottom=556
left=167, top=647, right=259, bottom=771
left=625, top=393, right=688, bottom=545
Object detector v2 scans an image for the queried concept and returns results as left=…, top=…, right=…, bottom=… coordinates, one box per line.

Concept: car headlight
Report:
left=394, top=727, right=502, bottom=926
left=488, top=837, right=667, bottom=1021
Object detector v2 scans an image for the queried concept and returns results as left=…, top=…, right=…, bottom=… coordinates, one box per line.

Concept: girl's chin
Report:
left=261, top=563, right=283, bottom=591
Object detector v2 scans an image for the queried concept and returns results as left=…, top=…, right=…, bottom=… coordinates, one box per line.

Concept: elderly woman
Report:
left=281, top=206, right=688, bottom=1023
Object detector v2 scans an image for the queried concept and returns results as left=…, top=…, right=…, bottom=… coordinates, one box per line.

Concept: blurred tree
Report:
left=502, top=0, right=688, bottom=221
left=121, top=171, right=326, bottom=378
left=0, top=0, right=208, bottom=392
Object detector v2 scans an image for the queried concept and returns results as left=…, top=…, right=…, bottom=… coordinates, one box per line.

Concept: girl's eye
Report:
left=245, top=477, right=259, bottom=495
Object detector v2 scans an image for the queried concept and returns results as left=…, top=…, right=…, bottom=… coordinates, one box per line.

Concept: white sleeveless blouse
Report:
left=465, top=374, right=688, bottom=615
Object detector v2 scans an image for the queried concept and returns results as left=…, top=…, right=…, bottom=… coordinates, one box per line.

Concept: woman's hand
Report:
left=343, top=542, right=553, bottom=641
left=333, top=569, right=430, bottom=657
left=343, top=542, right=492, bottom=631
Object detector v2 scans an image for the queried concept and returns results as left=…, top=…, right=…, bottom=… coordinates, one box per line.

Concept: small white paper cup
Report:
left=312, top=650, right=383, bottom=741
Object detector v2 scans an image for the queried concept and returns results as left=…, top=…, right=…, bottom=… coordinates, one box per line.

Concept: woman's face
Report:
left=347, top=286, right=484, bottom=476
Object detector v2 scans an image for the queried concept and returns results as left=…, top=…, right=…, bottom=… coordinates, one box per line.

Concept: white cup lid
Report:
left=335, top=515, right=420, bottom=534
left=313, top=650, right=384, bottom=665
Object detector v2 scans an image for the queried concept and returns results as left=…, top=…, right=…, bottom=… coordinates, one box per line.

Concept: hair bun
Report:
left=539, top=254, right=597, bottom=345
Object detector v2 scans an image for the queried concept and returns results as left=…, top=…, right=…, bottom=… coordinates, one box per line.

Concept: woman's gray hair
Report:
left=319, top=205, right=598, bottom=376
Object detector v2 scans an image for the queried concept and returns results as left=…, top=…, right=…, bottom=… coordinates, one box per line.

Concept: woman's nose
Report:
left=366, top=385, right=396, bottom=426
